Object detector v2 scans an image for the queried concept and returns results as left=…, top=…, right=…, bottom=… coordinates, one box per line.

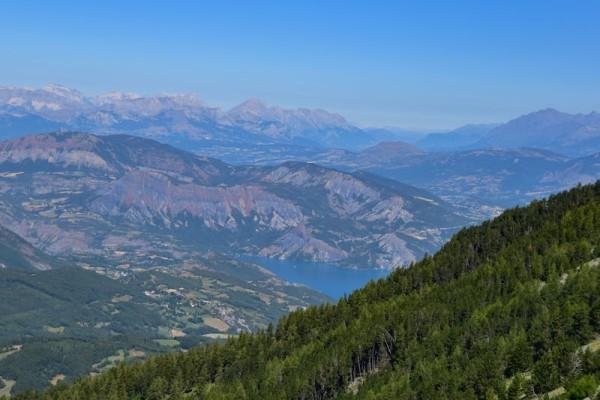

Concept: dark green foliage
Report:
left=0, top=267, right=166, bottom=342
left=567, top=374, right=598, bottom=399
left=13, top=182, right=600, bottom=399
left=0, top=338, right=161, bottom=393
left=507, top=373, right=524, bottom=400
left=506, top=332, right=533, bottom=376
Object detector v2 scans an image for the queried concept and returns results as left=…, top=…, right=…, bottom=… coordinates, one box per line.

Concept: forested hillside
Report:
left=12, top=182, right=600, bottom=400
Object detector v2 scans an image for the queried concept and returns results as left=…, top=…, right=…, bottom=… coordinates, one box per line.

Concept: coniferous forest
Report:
left=10, top=181, right=600, bottom=400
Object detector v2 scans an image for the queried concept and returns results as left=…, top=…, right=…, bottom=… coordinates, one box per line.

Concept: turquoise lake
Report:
left=242, top=256, right=390, bottom=299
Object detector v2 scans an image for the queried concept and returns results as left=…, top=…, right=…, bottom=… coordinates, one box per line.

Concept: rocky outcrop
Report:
left=91, top=170, right=304, bottom=230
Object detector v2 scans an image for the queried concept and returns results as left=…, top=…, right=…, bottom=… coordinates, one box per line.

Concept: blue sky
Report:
left=1, top=1, right=599, bottom=129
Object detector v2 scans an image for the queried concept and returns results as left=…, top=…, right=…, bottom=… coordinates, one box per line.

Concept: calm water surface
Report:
left=241, top=256, right=389, bottom=299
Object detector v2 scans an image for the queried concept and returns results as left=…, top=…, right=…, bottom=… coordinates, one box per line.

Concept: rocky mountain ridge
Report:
left=0, top=85, right=379, bottom=150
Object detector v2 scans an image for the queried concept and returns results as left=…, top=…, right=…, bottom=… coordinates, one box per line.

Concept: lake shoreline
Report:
left=239, top=256, right=390, bottom=299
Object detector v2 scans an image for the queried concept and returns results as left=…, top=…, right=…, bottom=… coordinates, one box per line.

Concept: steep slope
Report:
left=0, top=132, right=469, bottom=268
left=0, top=85, right=90, bottom=122
left=19, top=181, right=600, bottom=400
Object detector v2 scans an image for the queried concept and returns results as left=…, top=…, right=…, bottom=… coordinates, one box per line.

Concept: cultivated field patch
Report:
left=202, top=317, right=230, bottom=332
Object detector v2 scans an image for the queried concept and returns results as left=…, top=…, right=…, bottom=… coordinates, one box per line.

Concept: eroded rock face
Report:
left=91, top=170, right=304, bottom=230
left=374, top=233, right=416, bottom=268
left=361, top=197, right=414, bottom=224
left=261, top=165, right=381, bottom=215
left=0, top=132, right=471, bottom=269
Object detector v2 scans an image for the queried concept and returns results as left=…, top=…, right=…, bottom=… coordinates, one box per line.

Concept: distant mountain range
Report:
left=417, top=109, right=600, bottom=156
left=0, top=132, right=469, bottom=269
left=0, top=85, right=400, bottom=150
left=3, top=85, right=599, bottom=157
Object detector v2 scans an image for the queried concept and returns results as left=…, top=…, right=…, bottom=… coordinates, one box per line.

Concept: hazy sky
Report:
left=1, top=1, right=599, bottom=129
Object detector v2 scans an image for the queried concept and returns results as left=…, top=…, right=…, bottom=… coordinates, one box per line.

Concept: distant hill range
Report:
left=319, top=145, right=599, bottom=210
left=242, top=143, right=597, bottom=217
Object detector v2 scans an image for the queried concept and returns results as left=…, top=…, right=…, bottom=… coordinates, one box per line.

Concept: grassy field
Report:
left=202, top=317, right=230, bottom=332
